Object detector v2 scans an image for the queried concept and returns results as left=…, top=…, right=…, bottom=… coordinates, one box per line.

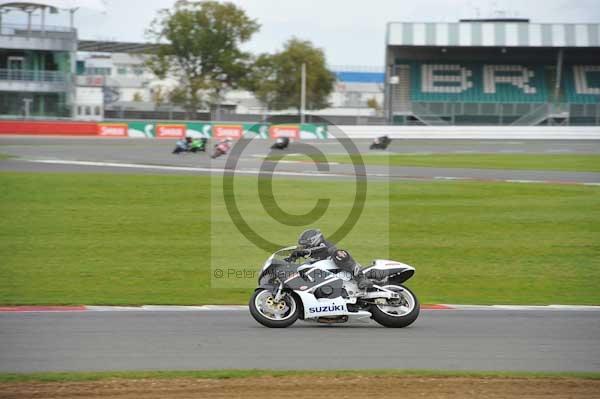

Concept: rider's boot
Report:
left=355, top=269, right=374, bottom=290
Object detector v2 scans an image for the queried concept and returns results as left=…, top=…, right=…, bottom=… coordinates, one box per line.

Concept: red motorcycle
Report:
left=211, top=139, right=232, bottom=159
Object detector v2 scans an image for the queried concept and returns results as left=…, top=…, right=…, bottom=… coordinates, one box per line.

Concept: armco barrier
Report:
left=337, top=126, right=600, bottom=140
left=3, top=121, right=599, bottom=140
left=121, top=121, right=327, bottom=139
left=0, top=120, right=98, bottom=136
left=0, top=120, right=329, bottom=139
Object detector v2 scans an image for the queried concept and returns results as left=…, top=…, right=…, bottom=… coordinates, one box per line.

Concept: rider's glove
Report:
left=285, top=250, right=309, bottom=262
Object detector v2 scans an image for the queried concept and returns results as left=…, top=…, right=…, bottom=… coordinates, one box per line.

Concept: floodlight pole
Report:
left=300, top=62, right=306, bottom=124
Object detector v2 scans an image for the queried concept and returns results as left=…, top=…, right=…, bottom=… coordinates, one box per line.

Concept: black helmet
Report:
left=298, top=229, right=324, bottom=248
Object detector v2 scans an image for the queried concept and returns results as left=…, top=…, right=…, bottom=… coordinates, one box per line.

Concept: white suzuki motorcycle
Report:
left=249, top=246, right=420, bottom=328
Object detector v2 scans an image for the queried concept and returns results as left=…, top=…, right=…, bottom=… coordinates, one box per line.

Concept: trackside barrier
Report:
left=0, top=120, right=97, bottom=136
left=0, top=120, right=329, bottom=139
left=2, top=121, right=600, bottom=140
left=337, top=126, right=600, bottom=140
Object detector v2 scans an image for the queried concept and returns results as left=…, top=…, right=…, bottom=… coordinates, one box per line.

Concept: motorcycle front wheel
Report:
left=249, top=289, right=299, bottom=328
left=370, top=285, right=420, bottom=328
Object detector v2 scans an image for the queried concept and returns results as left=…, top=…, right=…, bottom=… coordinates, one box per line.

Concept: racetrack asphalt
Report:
left=0, top=309, right=599, bottom=373
left=1, top=137, right=599, bottom=374
left=1, top=137, right=600, bottom=183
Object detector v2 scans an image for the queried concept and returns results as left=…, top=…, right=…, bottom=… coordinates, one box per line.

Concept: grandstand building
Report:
left=0, top=0, right=383, bottom=123
left=384, top=19, right=600, bottom=125
left=0, top=1, right=77, bottom=118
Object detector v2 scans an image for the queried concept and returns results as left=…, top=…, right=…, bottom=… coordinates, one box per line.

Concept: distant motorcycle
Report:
left=211, top=139, right=232, bottom=159
left=172, top=139, right=189, bottom=154
left=370, top=135, right=391, bottom=150
left=271, top=137, right=290, bottom=150
left=172, top=137, right=207, bottom=154
left=190, top=138, right=207, bottom=153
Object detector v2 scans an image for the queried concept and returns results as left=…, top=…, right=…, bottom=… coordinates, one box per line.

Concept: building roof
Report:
left=334, top=71, right=384, bottom=84
left=0, top=0, right=105, bottom=10
left=387, top=21, right=600, bottom=48
left=78, top=40, right=161, bottom=53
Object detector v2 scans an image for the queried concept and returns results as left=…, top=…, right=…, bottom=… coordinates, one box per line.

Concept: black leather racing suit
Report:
left=293, top=240, right=370, bottom=286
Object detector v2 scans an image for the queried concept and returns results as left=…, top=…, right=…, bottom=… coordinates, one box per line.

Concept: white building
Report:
left=74, top=44, right=385, bottom=120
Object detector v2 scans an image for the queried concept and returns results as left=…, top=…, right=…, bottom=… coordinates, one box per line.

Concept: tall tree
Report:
left=248, top=38, right=335, bottom=113
left=146, top=0, right=260, bottom=115
left=245, top=53, right=279, bottom=111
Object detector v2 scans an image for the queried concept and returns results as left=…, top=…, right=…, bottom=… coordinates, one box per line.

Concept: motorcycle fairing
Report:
left=362, top=260, right=415, bottom=284
left=295, top=291, right=349, bottom=318
left=259, top=258, right=345, bottom=299
left=288, top=259, right=345, bottom=298
left=258, top=261, right=297, bottom=290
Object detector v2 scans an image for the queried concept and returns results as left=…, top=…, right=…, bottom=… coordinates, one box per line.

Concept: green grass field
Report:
left=268, top=153, right=600, bottom=172
left=1, top=369, right=598, bottom=383
left=0, top=172, right=599, bottom=305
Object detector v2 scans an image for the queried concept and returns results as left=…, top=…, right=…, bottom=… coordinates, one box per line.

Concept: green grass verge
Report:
left=0, top=152, right=14, bottom=160
left=0, top=172, right=598, bottom=305
left=1, top=369, right=599, bottom=383
left=268, top=153, right=600, bottom=172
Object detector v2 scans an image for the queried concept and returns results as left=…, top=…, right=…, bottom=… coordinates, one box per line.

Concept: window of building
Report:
left=85, top=106, right=91, bottom=116
left=117, top=67, right=128, bottom=75
left=85, top=67, right=112, bottom=76
left=94, top=106, right=101, bottom=116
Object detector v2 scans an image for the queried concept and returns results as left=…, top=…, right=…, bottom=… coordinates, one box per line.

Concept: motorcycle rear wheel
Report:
left=370, top=285, right=420, bottom=328
left=249, top=289, right=299, bottom=328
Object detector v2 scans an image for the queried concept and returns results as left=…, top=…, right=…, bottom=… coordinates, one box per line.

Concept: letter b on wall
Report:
left=421, top=64, right=473, bottom=93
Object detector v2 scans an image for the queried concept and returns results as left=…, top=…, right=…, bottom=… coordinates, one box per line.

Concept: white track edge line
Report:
left=26, top=159, right=349, bottom=179
left=3, top=304, right=600, bottom=313
left=23, top=159, right=600, bottom=186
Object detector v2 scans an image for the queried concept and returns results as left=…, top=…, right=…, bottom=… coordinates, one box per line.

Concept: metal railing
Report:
left=406, top=101, right=543, bottom=125
left=401, top=101, right=593, bottom=126
left=510, top=104, right=550, bottom=126
left=410, top=102, right=449, bottom=125
left=511, top=103, right=569, bottom=126
left=0, top=69, right=69, bottom=83
left=412, top=102, right=545, bottom=117
left=0, top=22, right=75, bottom=38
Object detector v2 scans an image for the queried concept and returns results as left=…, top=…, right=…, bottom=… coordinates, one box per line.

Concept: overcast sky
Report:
left=5, top=0, right=600, bottom=66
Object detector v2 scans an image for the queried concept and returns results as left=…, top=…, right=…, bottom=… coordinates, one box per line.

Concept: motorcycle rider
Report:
left=287, top=229, right=374, bottom=289
left=218, top=138, right=232, bottom=149
left=190, top=137, right=207, bottom=153
left=172, top=137, right=190, bottom=154
left=212, top=138, right=232, bottom=159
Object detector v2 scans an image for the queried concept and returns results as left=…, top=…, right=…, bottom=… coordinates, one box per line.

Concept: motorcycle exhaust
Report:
left=317, top=316, right=349, bottom=324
